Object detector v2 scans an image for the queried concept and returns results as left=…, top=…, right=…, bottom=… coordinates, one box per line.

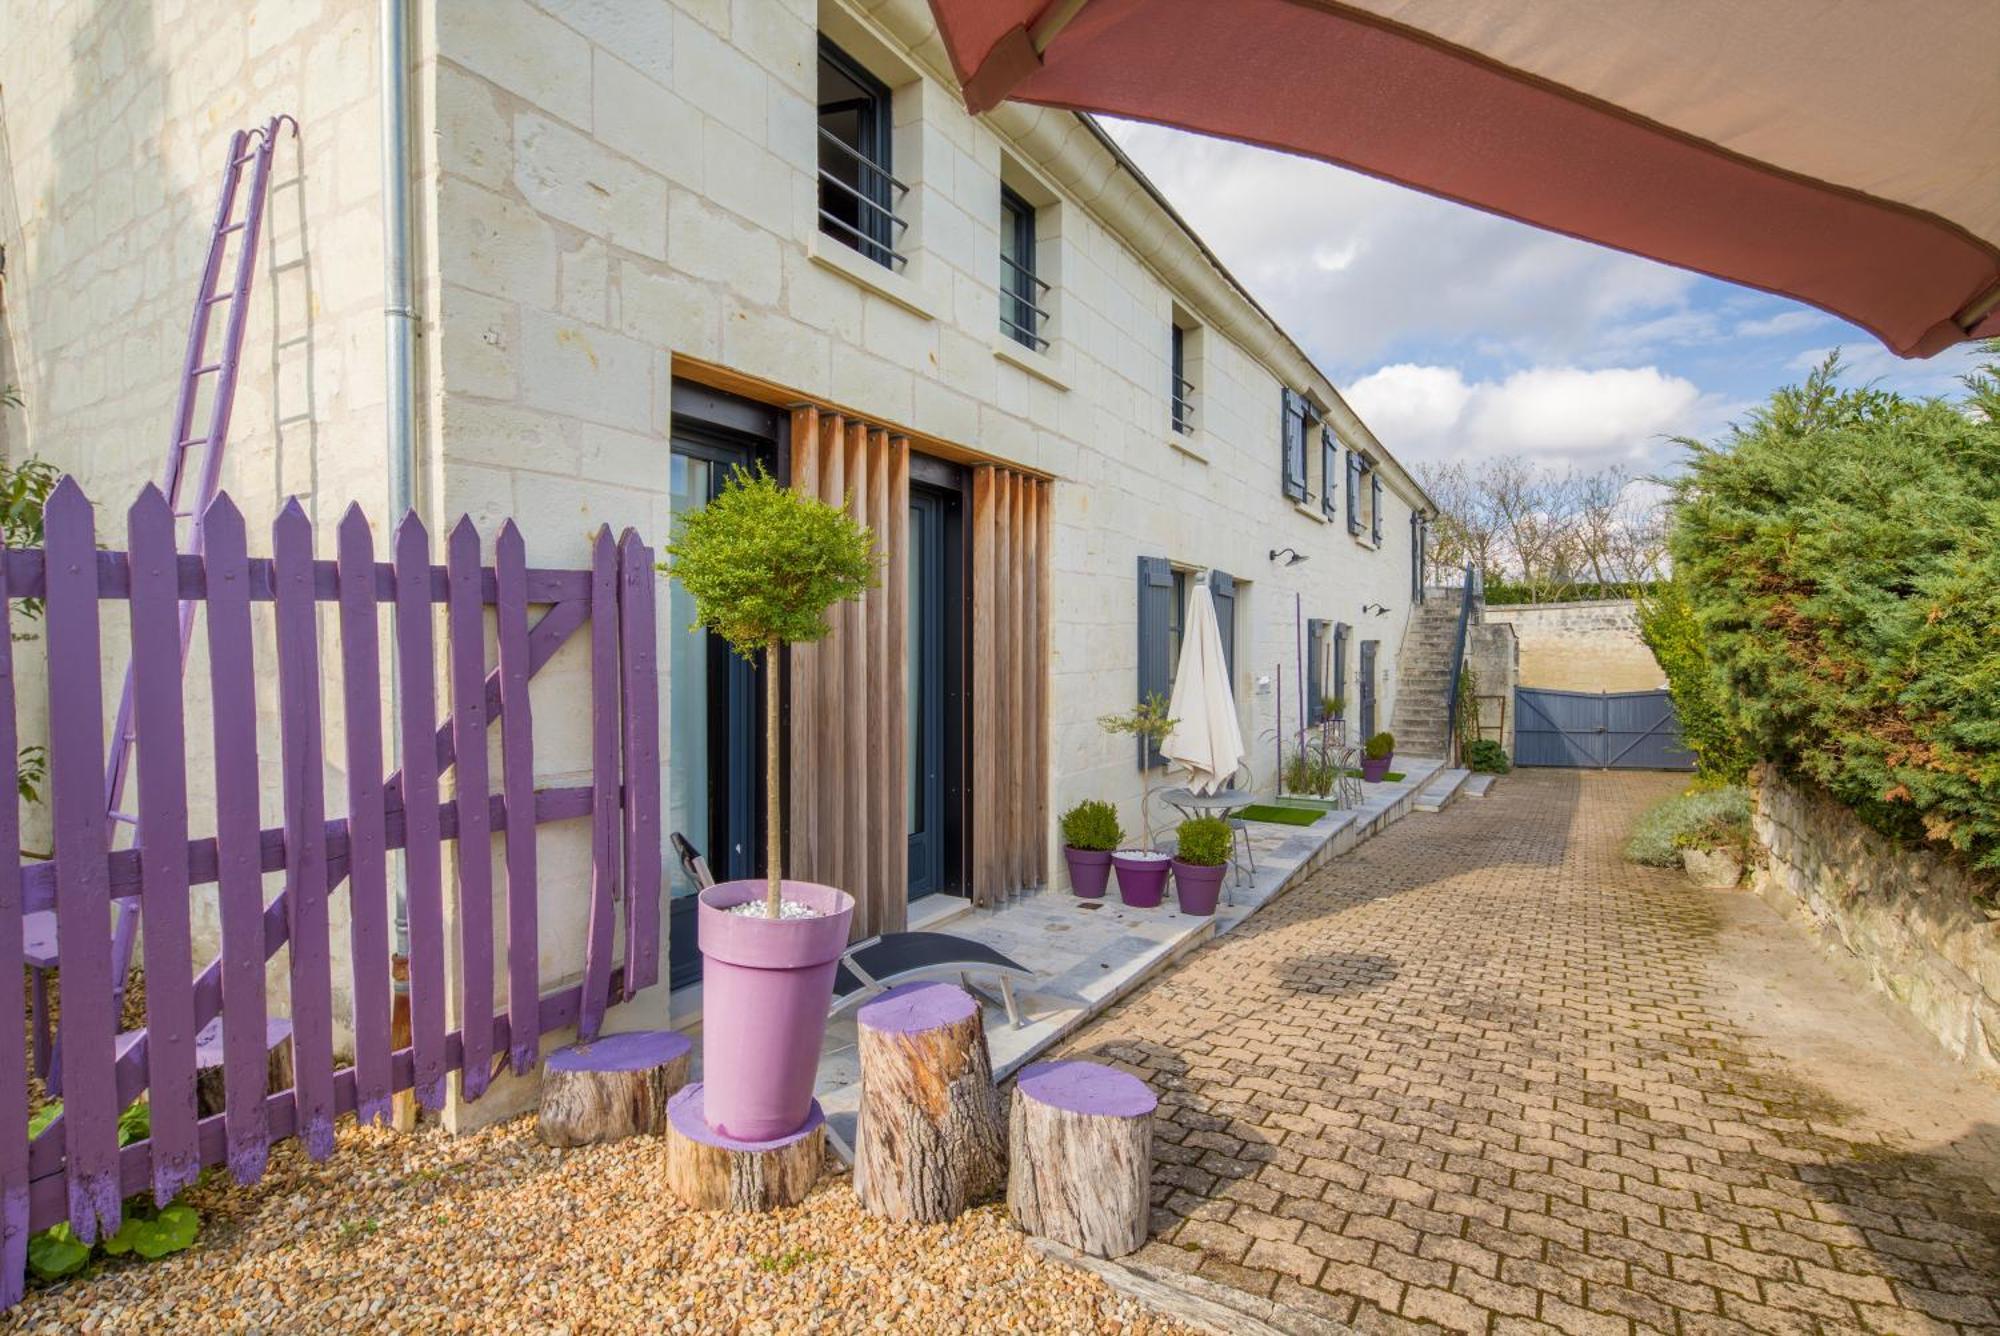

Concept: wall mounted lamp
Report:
left=1361, top=602, right=1391, bottom=616
left=1268, top=547, right=1308, bottom=566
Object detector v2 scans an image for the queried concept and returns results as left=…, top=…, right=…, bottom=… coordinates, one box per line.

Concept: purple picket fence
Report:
left=1, top=480, right=662, bottom=1307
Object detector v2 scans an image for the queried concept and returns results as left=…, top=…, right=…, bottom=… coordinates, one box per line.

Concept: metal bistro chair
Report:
left=670, top=833, right=1034, bottom=1028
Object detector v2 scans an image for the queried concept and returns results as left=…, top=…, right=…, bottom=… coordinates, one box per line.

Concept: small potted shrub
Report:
left=1360, top=730, right=1396, bottom=783
left=1170, top=816, right=1232, bottom=917
left=1098, top=693, right=1175, bottom=907
left=1060, top=799, right=1123, bottom=898
left=663, top=467, right=876, bottom=1141
left=1464, top=739, right=1511, bottom=774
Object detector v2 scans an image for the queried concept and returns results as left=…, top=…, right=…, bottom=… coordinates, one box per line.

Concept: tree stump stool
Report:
left=536, top=1030, right=692, bottom=1147
left=193, top=1015, right=295, bottom=1118
left=664, top=1083, right=825, bottom=1212
left=1006, top=1060, right=1156, bottom=1259
left=853, top=982, right=1006, bottom=1223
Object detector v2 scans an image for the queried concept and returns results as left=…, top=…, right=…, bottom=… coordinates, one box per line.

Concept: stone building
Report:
left=0, top=0, right=1436, bottom=1095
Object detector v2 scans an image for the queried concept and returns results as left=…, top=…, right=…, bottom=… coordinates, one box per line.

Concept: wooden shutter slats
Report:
left=789, top=426, right=1046, bottom=919
left=787, top=414, right=912, bottom=938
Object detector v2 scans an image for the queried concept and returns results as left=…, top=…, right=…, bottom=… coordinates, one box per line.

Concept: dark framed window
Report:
left=1171, top=324, right=1194, bottom=434
left=818, top=38, right=904, bottom=269
left=999, top=186, right=1048, bottom=350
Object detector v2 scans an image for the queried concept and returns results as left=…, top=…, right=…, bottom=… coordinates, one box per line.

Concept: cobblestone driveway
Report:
left=1059, top=771, right=2000, bottom=1335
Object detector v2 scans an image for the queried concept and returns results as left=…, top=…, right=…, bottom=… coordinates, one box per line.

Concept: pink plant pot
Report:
left=696, top=879, right=855, bottom=1141
left=1171, top=860, right=1227, bottom=917
left=1064, top=847, right=1113, bottom=898
left=1360, top=754, right=1393, bottom=783
left=1110, top=852, right=1171, bottom=908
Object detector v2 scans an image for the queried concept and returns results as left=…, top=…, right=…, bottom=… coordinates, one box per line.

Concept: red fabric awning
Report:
left=929, top=0, right=2000, bottom=358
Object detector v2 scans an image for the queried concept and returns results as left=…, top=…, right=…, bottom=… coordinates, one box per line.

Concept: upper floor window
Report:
left=1171, top=323, right=1195, bottom=434
left=999, top=186, right=1049, bottom=350
left=818, top=39, right=906, bottom=269
left=1347, top=449, right=1382, bottom=541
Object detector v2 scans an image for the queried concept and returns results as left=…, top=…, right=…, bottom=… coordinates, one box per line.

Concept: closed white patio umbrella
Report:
left=1161, top=579, right=1245, bottom=795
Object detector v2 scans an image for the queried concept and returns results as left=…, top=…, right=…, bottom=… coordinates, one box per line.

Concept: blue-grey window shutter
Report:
left=1305, top=618, right=1326, bottom=721
left=1281, top=389, right=1307, bottom=501
left=1371, top=471, right=1384, bottom=544
left=1209, top=571, right=1237, bottom=686
left=1136, top=555, right=1173, bottom=768
left=1333, top=622, right=1350, bottom=708
left=1320, top=426, right=1339, bottom=519
left=1346, top=451, right=1363, bottom=534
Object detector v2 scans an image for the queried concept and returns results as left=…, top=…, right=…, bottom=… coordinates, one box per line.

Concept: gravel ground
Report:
left=1, top=1114, right=1197, bottom=1334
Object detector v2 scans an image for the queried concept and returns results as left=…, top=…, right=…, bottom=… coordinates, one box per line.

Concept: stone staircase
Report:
left=1391, top=587, right=1480, bottom=760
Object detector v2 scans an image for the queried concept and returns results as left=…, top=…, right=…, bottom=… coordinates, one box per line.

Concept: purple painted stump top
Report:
left=193, top=1015, right=292, bottom=1068
left=22, top=911, right=57, bottom=969
left=545, top=1029, right=691, bottom=1074
left=1015, top=1061, right=1157, bottom=1120
left=855, top=981, right=976, bottom=1035
left=668, top=1082, right=824, bottom=1151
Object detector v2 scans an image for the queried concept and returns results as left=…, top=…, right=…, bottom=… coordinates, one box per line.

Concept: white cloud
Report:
left=1105, top=119, right=1701, bottom=371
left=1345, top=363, right=1704, bottom=471
left=1734, top=310, right=1826, bottom=339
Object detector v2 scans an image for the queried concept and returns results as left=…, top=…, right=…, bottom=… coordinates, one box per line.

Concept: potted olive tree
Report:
left=1099, top=693, right=1175, bottom=907
left=1060, top=799, right=1123, bottom=898
left=1170, top=816, right=1231, bottom=917
left=1360, top=730, right=1396, bottom=783
left=663, top=468, right=875, bottom=1141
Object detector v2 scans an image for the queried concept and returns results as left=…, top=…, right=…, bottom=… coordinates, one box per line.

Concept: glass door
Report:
left=906, top=480, right=964, bottom=900
left=666, top=434, right=763, bottom=988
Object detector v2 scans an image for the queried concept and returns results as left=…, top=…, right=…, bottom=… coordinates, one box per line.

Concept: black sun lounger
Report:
left=671, top=832, right=1034, bottom=1028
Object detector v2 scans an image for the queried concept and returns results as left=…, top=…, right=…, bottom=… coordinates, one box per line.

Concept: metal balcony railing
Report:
left=1172, top=374, right=1197, bottom=434
left=998, top=252, right=1052, bottom=351
left=817, top=128, right=909, bottom=270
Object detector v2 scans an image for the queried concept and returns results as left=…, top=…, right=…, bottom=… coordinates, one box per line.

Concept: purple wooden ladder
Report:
left=93, top=116, right=297, bottom=1030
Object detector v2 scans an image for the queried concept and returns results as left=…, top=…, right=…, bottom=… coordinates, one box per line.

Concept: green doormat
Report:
left=1236, top=803, right=1325, bottom=826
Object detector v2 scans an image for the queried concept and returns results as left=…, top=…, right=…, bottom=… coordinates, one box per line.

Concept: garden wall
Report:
left=1484, top=598, right=1664, bottom=693
left=1751, top=768, right=2000, bottom=1075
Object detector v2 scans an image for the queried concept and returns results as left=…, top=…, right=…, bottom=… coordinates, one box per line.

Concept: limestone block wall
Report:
left=1752, top=768, right=2000, bottom=1076
left=0, top=0, right=397, bottom=1049
left=429, top=0, right=1430, bottom=889
left=1466, top=621, right=1517, bottom=756
left=1484, top=598, right=1664, bottom=693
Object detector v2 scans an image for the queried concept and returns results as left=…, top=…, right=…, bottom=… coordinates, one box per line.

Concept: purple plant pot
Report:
left=696, top=879, right=855, bottom=1141
left=1065, top=846, right=1113, bottom=898
left=1110, top=852, right=1171, bottom=908
left=1171, top=860, right=1227, bottom=917
left=1361, top=753, right=1393, bottom=783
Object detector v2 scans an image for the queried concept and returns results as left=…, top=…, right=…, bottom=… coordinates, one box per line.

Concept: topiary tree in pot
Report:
left=1098, top=692, right=1177, bottom=907
left=663, top=467, right=876, bottom=1140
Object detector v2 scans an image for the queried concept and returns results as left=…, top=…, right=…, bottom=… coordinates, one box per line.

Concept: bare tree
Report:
left=1420, top=455, right=1664, bottom=597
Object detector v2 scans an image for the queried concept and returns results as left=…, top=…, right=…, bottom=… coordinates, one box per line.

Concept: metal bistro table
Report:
left=1159, top=785, right=1256, bottom=902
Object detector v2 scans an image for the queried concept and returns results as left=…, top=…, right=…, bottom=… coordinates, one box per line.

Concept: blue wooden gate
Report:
left=1513, top=687, right=1694, bottom=770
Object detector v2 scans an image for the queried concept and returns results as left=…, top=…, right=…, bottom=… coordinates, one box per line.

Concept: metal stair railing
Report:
left=1441, top=563, right=1481, bottom=764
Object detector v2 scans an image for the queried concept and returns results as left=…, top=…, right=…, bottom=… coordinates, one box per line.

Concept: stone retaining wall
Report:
left=1751, top=768, right=2000, bottom=1074
left=1484, top=598, right=1664, bottom=693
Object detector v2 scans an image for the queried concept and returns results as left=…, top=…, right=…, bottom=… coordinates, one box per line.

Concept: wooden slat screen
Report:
left=971, top=465, right=1050, bottom=907
left=787, top=407, right=910, bottom=939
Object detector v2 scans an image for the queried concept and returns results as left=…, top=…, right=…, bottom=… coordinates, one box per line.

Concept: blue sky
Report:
left=1106, top=120, right=1987, bottom=479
